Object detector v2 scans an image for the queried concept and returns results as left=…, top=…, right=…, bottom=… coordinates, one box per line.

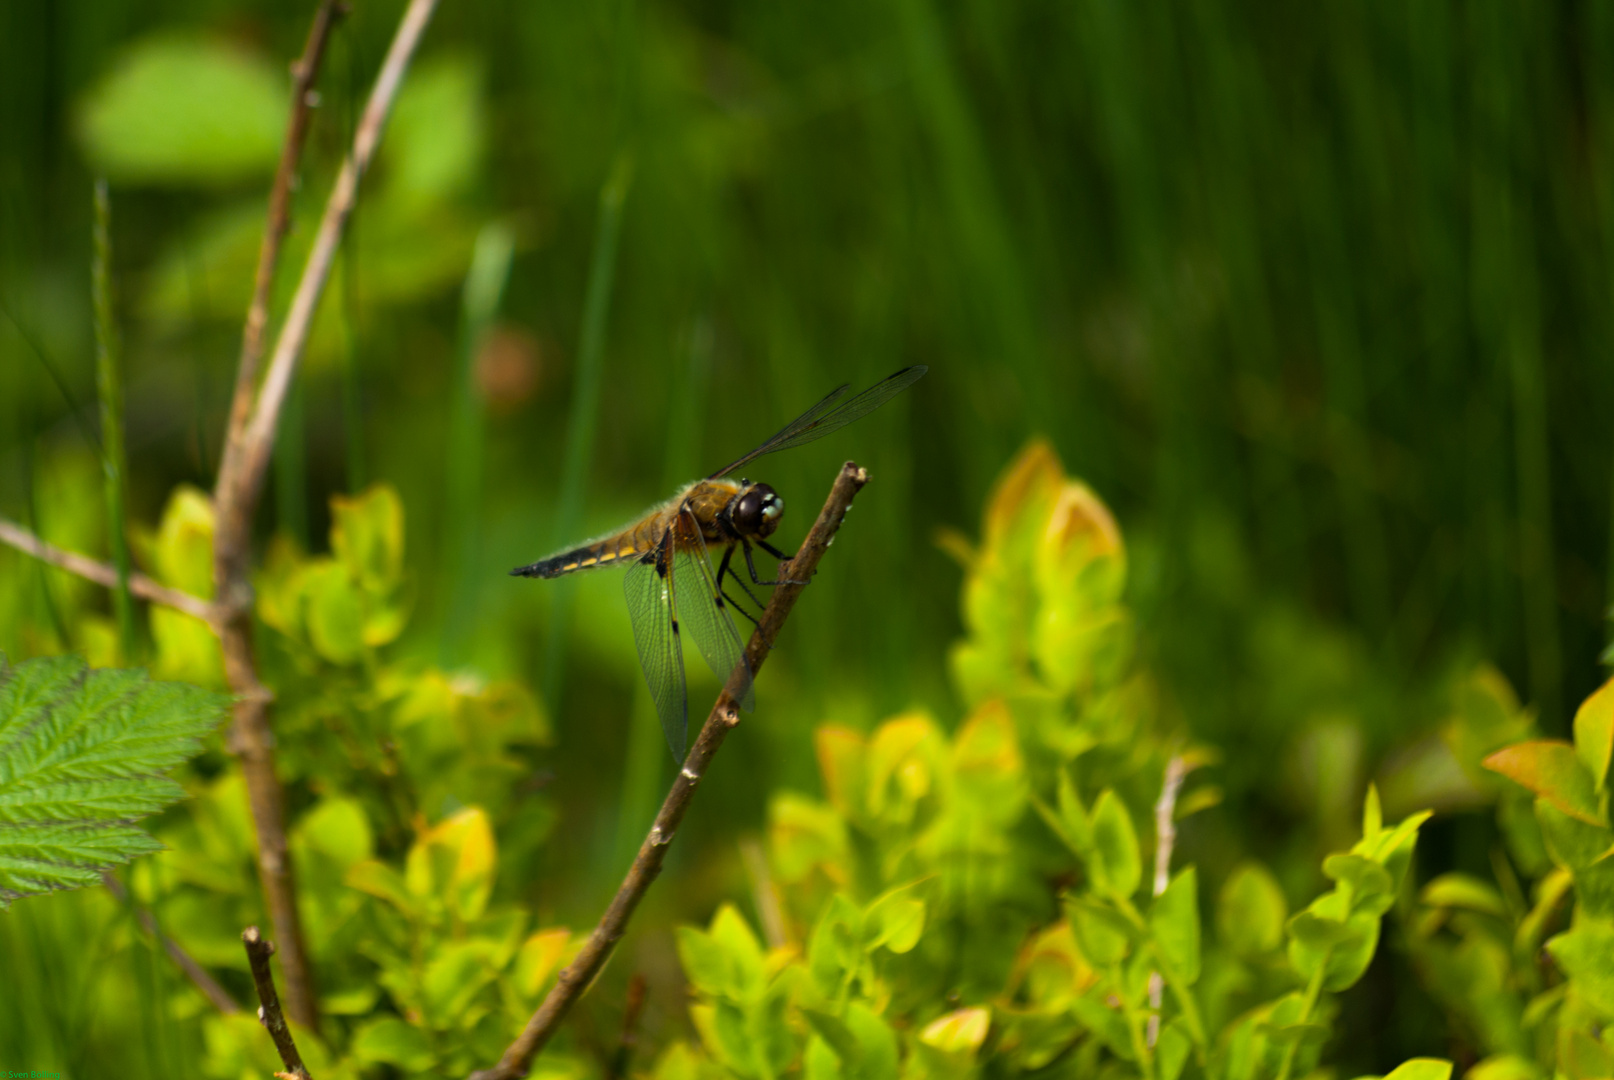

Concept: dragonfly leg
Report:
left=745, top=540, right=807, bottom=587
left=717, top=545, right=767, bottom=619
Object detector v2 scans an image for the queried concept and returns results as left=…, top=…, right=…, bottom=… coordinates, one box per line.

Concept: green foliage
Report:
left=1399, top=672, right=1614, bottom=1075
left=659, top=445, right=1440, bottom=1080
left=74, top=36, right=288, bottom=185
left=0, top=654, right=225, bottom=905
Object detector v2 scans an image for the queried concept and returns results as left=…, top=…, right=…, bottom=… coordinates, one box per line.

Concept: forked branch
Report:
left=210, top=0, right=440, bottom=1029
left=469, top=462, right=873, bottom=1080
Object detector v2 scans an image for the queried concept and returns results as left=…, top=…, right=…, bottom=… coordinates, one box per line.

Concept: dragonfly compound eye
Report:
left=734, top=483, right=783, bottom=538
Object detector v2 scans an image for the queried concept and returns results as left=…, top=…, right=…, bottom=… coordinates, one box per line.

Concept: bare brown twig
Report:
left=224, top=0, right=346, bottom=449
left=243, top=926, right=312, bottom=1080
left=1146, top=754, right=1188, bottom=1048
left=103, top=873, right=242, bottom=1015
left=0, top=516, right=214, bottom=622
left=210, top=0, right=440, bottom=1028
left=470, top=462, right=872, bottom=1080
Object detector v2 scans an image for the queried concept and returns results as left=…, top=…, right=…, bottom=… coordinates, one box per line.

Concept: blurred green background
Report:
left=2, top=0, right=1613, bottom=1071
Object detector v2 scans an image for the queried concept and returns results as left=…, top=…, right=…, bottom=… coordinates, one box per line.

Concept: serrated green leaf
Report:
left=0, top=655, right=226, bottom=905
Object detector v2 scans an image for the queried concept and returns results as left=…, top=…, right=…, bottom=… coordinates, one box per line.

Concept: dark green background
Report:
left=3, top=0, right=1612, bottom=1070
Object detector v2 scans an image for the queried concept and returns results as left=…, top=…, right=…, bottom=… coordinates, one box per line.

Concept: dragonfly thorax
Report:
left=727, top=482, right=784, bottom=540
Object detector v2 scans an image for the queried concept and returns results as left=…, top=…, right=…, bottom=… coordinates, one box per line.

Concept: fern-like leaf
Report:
left=0, top=653, right=228, bottom=906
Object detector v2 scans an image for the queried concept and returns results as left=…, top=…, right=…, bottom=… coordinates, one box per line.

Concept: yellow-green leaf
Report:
left=1483, top=740, right=1603, bottom=825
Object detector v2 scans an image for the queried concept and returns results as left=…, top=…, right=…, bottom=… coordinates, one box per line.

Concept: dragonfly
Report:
left=512, top=365, right=927, bottom=759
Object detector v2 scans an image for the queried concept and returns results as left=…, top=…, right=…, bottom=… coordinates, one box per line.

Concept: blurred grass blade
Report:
left=441, top=221, right=516, bottom=663
left=339, top=241, right=367, bottom=493
left=542, top=153, right=633, bottom=715
left=91, top=179, right=136, bottom=661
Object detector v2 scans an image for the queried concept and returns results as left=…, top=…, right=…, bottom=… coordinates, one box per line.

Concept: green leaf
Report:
left=1287, top=906, right=1380, bottom=992
left=1418, top=873, right=1508, bottom=918
left=1462, top=1055, right=1543, bottom=1080
left=769, top=792, right=848, bottom=884
left=383, top=57, right=486, bottom=207
left=1383, top=1059, right=1454, bottom=1080
left=331, top=484, right=406, bottom=596
left=864, top=886, right=925, bottom=954
left=1088, top=790, right=1141, bottom=899
left=1362, top=782, right=1384, bottom=840
left=1533, top=802, right=1614, bottom=918
left=1574, top=677, right=1614, bottom=791
left=0, top=655, right=226, bottom=906
left=918, top=1006, right=990, bottom=1055
left=1150, top=867, right=1200, bottom=984
left=1157, top=1019, right=1193, bottom=1080
left=1350, top=1059, right=1454, bottom=1080
left=1546, top=917, right=1614, bottom=1017
left=1218, top=861, right=1287, bottom=957
left=708, top=904, right=766, bottom=998
left=1066, top=896, right=1133, bottom=966
left=300, top=559, right=368, bottom=664
left=404, top=806, right=497, bottom=922
left=807, top=893, right=865, bottom=994
left=843, top=1003, right=899, bottom=1079
left=1323, top=853, right=1396, bottom=916
left=1562, top=1031, right=1614, bottom=1080
left=680, top=904, right=765, bottom=1002
left=351, top=1016, right=435, bottom=1070
left=75, top=36, right=287, bottom=186
left=1483, top=740, right=1603, bottom=825
left=295, top=795, right=374, bottom=869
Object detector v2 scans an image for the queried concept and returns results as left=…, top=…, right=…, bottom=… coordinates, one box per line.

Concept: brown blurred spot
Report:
left=475, top=323, right=544, bottom=413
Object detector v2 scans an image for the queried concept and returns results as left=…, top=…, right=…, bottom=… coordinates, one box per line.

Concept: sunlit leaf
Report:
left=1483, top=740, right=1602, bottom=825
left=76, top=36, right=286, bottom=186
left=1087, top=790, right=1141, bottom=900
left=1573, top=676, right=1614, bottom=792
left=1150, top=866, right=1200, bottom=984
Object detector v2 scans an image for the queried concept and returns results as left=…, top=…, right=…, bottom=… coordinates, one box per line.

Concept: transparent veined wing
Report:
left=623, top=533, right=689, bottom=760
left=671, top=508, right=754, bottom=713
left=707, top=365, right=927, bottom=479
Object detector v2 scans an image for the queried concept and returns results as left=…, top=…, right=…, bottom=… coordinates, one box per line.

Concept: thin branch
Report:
left=223, top=0, right=347, bottom=454
left=243, top=926, right=313, bottom=1080
left=470, top=462, right=873, bottom=1080
left=209, top=0, right=439, bottom=1029
left=1146, top=754, right=1188, bottom=1049
left=103, top=873, right=242, bottom=1014
left=0, top=516, right=214, bottom=622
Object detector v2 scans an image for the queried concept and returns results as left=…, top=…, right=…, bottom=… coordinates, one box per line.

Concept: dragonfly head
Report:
left=731, top=482, right=784, bottom=540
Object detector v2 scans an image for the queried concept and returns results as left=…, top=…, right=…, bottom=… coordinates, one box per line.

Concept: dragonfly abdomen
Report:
left=510, top=518, right=665, bottom=578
